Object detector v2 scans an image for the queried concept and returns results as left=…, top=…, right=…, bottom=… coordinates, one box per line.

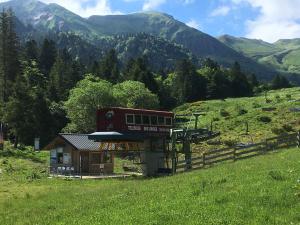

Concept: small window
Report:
left=158, top=116, right=165, bottom=125
left=151, top=116, right=158, bottom=125
left=166, top=117, right=172, bottom=126
left=143, top=115, right=150, bottom=125
left=91, top=153, right=101, bottom=164
left=135, top=115, right=142, bottom=125
left=57, top=152, right=63, bottom=164
left=126, top=114, right=134, bottom=124
left=103, top=152, right=112, bottom=163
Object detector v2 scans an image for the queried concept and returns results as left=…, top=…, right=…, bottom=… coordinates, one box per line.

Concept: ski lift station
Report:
left=45, top=107, right=220, bottom=177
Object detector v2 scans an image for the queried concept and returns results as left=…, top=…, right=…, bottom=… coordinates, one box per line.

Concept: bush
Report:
left=238, top=109, right=248, bottom=115
left=223, top=139, right=237, bottom=147
left=258, top=116, right=272, bottom=123
left=252, top=102, right=261, bottom=108
left=220, top=109, right=230, bottom=117
left=212, top=117, right=220, bottom=122
left=271, top=127, right=285, bottom=135
left=282, top=124, right=294, bottom=132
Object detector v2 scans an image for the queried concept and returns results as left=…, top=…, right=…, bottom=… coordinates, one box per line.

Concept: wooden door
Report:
left=81, top=152, right=89, bottom=173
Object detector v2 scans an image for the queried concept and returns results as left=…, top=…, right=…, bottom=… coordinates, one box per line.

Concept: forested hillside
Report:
left=0, top=8, right=293, bottom=148
left=0, top=0, right=278, bottom=80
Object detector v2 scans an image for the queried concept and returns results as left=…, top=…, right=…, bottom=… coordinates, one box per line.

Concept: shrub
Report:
left=238, top=109, right=248, bottom=115
left=223, top=139, right=237, bottom=147
left=286, top=94, right=292, bottom=100
left=271, top=127, right=285, bottom=135
left=258, top=116, right=272, bottom=123
left=212, top=117, right=220, bottom=122
left=220, top=109, right=230, bottom=117
left=282, top=124, right=294, bottom=132
left=252, top=102, right=261, bottom=108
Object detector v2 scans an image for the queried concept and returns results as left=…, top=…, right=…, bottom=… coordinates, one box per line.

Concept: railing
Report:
left=176, top=131, right=300, bottom=172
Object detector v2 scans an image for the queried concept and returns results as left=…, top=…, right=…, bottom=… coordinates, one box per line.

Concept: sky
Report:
left=2, top=0, right=300, bottom=43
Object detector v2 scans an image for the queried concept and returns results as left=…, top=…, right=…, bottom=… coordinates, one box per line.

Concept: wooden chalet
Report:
left=45, top=134, right=114, bottom=175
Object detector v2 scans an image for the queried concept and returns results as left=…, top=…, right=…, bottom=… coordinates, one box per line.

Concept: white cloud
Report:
left=43, top=0, right=122, bottom=17
left=142, top=0, right=166, bottom=11
left=0, top=0, right=121, bottom=17
left=186, top=19, right=200, bottom=30
left=233, top=0, right=300, bottom=42
left=210, top=6, right=231, bottom=17
left=180, top=0, right=195, bottom=5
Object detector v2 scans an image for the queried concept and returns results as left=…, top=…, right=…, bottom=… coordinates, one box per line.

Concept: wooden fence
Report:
left=176, top=131, right=300, bottom=172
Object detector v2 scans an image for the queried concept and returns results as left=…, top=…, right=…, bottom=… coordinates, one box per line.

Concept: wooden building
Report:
left=45, top=134, right=114, bottom=175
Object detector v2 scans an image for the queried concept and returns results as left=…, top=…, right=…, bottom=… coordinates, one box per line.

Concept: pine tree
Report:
left=98, top=49, right=120, bottom=83
left=230, top=62, right=253, bottom=97
left=0, top=9, right=20, bottom=103
left=271, top=74, right=291, bottom=90
left=39, top=38, right=57, bottom=77
left=24, top=40, right=39, bottom=61
left=123, top=57, right=158, bottom=94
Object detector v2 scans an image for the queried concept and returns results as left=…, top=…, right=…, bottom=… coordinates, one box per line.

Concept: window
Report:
left=151, top=116, right=158, bottom=125
left=143, top=115, right=150, bottom=125
left=166, top=117, right=172, bottom=126
left=126, top=114, right=134, bottom=124
left=135, top=115, right=142, bottom=125
left=91, top=153, right=101, bottom=164
left=158, top=116, right=165, bottom=125
left=103, top=152, right=112, bottom=163
left=57, top=152, right=63, bottom=164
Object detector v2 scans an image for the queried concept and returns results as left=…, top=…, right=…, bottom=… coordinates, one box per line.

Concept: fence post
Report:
left=297, top=130, right=300, bottom=148
left=264, top=139, right=268, bottom=153
left=202, top=152, right=206, bottom=168
left=233, top=148, right=237, bottom=161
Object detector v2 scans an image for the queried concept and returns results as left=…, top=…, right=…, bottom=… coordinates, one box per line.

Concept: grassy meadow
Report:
left=0, top=144, right=300, bottom=225
left=174, top=87, right=300, bottom=149
left=1, top=87, right=300, bottom=225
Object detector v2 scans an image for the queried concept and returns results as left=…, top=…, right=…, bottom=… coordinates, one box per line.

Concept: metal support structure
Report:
left=183, top=138, right=192, bottom=170
left=171, top=130, right=177, bottom=175
left=297, top=131, right=300, bottom=148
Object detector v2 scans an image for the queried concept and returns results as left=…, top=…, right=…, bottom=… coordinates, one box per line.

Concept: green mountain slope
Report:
left=88, top=13, right=275, bottom=79
left=218, top=35, right=282, bottom=58
left=219, top=35, right=300, bottom=76
left=0, top=0, right=276, bottom=80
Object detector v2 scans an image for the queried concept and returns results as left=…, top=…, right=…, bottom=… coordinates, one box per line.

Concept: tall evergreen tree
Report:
left=124, top=57, right=158, bottom=94
left=39, top=38, right=57, bottom=77
left=229, top=62, right=253, bottom=97
left=24, top=40, right=39, bottom=61
left=98, top=49, right=120, bottom=83
left=0, top=9, right=20, bottom=102
left=271, top=74, right=291, bottom=90
left=173, top=59, right=207, bottom=104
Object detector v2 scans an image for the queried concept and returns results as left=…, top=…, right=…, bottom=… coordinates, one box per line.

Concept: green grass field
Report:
left=0, top=145, right=300, bottom=225
left=174, top=87, right=300, bottom=149
left=1, top=87, right=300, bottom=225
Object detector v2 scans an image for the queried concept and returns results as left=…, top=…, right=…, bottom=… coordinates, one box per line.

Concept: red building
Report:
left=96, top=107, right=174, bottom=137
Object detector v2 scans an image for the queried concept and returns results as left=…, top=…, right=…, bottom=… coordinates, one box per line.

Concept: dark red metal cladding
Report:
left=96, top=107, right=174, bottom=135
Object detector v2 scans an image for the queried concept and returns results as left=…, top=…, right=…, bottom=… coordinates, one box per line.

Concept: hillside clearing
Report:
left=174, top=87, right=300, bottom=148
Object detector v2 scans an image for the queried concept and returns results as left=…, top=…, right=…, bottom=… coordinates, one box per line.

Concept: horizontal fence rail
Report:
left=176, top=131, right=300, bottom=172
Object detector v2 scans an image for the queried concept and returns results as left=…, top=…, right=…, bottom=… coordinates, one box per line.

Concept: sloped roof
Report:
left=59, top=133, right=100, bottom=151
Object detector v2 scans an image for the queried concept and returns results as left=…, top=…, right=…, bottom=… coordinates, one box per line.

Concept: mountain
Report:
left=219, top=35, right=300, bottom=76
left=0, top=0, right=278, bottom=79
left=218, top=35, right=281, bottom=58
left=88, top=12, right=275, bottom=79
